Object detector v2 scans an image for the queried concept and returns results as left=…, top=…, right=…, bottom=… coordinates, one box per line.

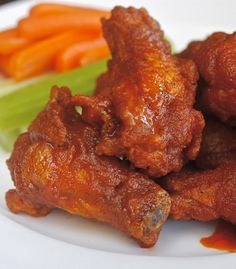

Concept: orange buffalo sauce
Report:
left=200, top=221, right=236, bottom=252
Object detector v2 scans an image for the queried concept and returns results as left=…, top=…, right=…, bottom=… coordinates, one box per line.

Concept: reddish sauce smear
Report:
left=200, top=221, right=236, bottom=252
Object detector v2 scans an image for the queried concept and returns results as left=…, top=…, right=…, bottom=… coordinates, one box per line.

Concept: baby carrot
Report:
left=9, top=30, right=87, bottom=81
left=0, top=28, right=31, bottom=55
left=0, top=55, right=11, bottom=76
left=78, top=44, right=110, bottom=67
left=55, top=37, right=109, bottom=72
left=0, top=28, right=17, bottom=40
left=18, top=12, right=104, bottom=40
left=29, top=3, right=110, bottom=17
left=0, top=36, right=31, bottom=55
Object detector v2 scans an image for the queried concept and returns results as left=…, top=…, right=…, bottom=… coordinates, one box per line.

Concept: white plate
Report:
left=0, top=0, right=235, bottom=268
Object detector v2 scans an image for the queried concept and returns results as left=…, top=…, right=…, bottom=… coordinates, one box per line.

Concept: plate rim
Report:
left=0, top=1, right=236, bottom=268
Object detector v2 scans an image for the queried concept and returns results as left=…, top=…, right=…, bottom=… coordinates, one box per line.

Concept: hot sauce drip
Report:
left=200, top=221, right=236, bottom=252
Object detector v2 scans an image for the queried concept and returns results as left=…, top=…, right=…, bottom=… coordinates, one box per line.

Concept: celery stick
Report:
left=0, top=128, right=26, bottom=152
left=164, top=36, right=175, bottom=53
left=0, top=78, right=95, bottom=132
left=0, top=59, right=107, bottom=111
left=1, top=76, right=95, bottom=118
left=0, top=59, right=107, bottom=133
left=0, top=73, right=53, bottom=98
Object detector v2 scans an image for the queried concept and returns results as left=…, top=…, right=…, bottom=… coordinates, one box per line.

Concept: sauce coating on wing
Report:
left=162, top=161, right=236, bottom=225
left=195, top=117, right=236, bottom=169
left=75, top=6, right=204, bottom=178
left=180, top=32, right=236, bottom=125
left=6, top=86, right=171, bottom=248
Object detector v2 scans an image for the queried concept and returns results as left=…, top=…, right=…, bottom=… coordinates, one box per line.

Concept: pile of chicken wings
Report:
left=5, top=6, right=236, bottom=248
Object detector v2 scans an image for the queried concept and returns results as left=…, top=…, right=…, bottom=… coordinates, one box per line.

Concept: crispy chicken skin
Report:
left=75, top=7, right=205, bottom=178
left=180, top=32, right=236, bottom=125
left=195, top=117, right=236, bottom=169
left=162, top=161, right=236, bottom=224
left=6, top=87, right=171, bottom=248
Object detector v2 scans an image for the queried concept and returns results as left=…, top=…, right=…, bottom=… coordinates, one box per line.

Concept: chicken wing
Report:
left=162, top=161, right=236, bottom=224
left=75, top=6, right=205, bottom=178
left=195, top=117, right=236, bottom=169
left=180, top=32, right=236, bottom=125
left=6, top=86, right=171, bottom=248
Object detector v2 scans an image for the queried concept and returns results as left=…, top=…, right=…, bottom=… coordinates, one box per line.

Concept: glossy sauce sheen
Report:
left=200, top=221, right=236, bottom=252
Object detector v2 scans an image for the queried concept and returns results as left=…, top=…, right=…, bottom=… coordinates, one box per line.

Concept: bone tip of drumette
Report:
left=138, top=190, right=171, bottom=248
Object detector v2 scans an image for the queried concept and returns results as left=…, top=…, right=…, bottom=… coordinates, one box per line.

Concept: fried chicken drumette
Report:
left=74, top=7, right=204, bottom=178
left=195, top=117, right=236, bottom=169
left=180, top=32, right=236, bottom=125
left=5, top=87, right=171, bottom=248
left=162, top=161, right=236, bottom=225
left=152, top=28, right=236, bottom=226
left=161, top=116, right=236, bottom=224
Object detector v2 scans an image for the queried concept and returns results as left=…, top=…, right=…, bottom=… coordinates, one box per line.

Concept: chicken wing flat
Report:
left=75, top=6, right=205, bottom=178
left=6, top=86, right=171, bottom=248
left=180, top=32, right=236, bottom=125
left=195, top=117, right=236, bottom=169
left=162, top=161, right=236, bottom=224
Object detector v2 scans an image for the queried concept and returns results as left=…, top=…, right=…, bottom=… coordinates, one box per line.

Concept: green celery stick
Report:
left=0, top=128, right=26, bottom=152
left=0, top=59, right=107, bottom=112
left=0, top=59, right=107, bottom=133
left=0, top=73, right=53, bottom=98
left=0, top=78, right=95, bottom=132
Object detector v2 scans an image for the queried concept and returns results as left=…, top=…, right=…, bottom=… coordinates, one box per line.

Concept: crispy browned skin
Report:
left=6, top=86, right=171, bottom=248
left=74, top=7, right=204, bottom=178
left=180, top=32, right=236, bottom=125
left=162, top=161, right=236, bottom=224
left=195, top=117, right=236, bottom=169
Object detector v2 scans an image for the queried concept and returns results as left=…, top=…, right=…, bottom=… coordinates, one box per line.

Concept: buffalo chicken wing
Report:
left=6, top=87, right=171, bottom=248
left=162, top=162, right=236, bottom=224
left=75, top=7, right=204, bottom=178
left=195, top=117, right=236, bottom=169
left=180, top=32, right=236, bottom=125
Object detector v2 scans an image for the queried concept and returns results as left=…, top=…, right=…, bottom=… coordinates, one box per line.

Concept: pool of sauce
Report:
left=200, top=221, right=236, bottom=252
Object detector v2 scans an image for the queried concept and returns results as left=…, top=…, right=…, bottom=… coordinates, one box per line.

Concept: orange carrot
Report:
left=30, top=3, right=110, bottom=17
left=78, top=45, right=110, bottom=67
left=9, top=30, right=89, bottom=81
left=18, top=12, right=105, bottom=40
left=0, top=28, right=17, bottom=40
left=0, top=55, right=11, bottom=77
left=55, top=37, right=110, bottom=72
left=0, top=36, right=31, bottom=55
left=0, top=28, right=31, bottom=55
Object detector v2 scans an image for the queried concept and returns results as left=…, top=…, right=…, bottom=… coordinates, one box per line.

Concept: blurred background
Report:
left=0, top=0, right=16, bottom=5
